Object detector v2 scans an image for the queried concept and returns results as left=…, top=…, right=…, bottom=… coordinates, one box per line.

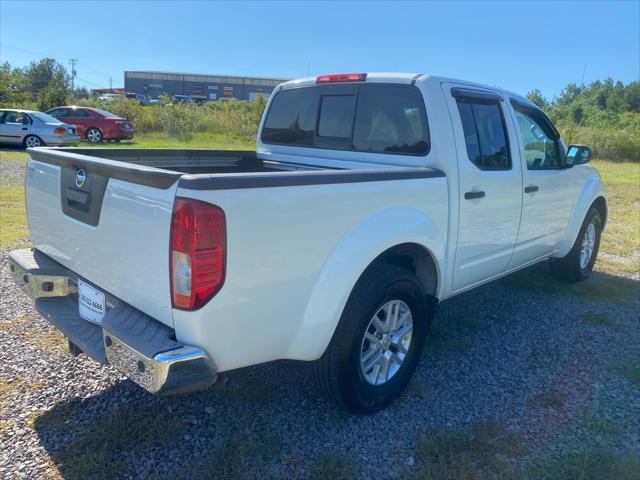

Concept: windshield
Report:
left=92, top=108, right=123, bottom=119
left=30, top=112, right=63, bottom=124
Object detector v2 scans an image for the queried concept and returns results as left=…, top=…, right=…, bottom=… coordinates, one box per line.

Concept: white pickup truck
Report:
left=9, top=73, right=607, bottom=413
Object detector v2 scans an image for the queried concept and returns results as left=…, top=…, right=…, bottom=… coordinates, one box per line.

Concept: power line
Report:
left=1, top=43, right=113, bottom=86
left=76, top=76, right=103, bottom=88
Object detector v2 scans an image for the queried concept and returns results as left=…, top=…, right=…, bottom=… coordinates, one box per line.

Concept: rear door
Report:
left=443, top=84, right=523, bottom=291
left=26, top=152, right=181, bottom=326
left=506, top=99, right=573, bottom=265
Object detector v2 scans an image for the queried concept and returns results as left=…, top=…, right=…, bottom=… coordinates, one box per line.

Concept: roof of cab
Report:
left=278, top=72, right=530, bottom=103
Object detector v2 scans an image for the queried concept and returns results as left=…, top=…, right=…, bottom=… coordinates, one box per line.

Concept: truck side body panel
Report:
left=173, top=176, right=448, bottom=371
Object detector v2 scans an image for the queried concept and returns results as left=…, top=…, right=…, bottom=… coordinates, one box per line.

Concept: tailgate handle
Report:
left=66, top=187, right=90, bottom=210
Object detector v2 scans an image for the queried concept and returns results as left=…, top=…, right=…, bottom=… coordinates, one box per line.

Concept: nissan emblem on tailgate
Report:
left=75, top=169, right=86, bottom=188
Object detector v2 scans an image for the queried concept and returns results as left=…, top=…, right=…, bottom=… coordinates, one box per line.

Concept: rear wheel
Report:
left=86, top=128, right=103, bottom=143
left=550, top=206, right=602, bottom=282
left=23, top=135, right=43, bottom=148
left=314, top=263, right=429, bottom=413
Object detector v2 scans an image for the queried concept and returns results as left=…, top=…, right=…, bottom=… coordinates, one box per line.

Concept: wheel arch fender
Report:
left=554, top=174, right=607, bottom=258
left=285, top=206, right=445, bottom=360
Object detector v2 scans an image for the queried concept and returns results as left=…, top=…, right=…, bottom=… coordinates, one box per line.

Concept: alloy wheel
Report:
left=360, top=299, right=414, bottom=386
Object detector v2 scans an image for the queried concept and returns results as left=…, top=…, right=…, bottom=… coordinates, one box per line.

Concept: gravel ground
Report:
left=1, top=247, right=638, bottom=479
left=0, top=158, right=26, bottom=187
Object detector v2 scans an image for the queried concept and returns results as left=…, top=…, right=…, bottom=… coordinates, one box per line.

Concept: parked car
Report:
left=172, top=94, right=193, bottom=104
left=9, top=73, right=606, bottom=413
left=97, top=93, right=122, bottom=103
left=0, top=109, right=79, bottom=148
left=125, top=92, right=148, bottom=105
left=45, top=106, right=134, bottom=143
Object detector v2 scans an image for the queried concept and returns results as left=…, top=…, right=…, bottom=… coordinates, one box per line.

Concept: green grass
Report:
left=309, top=451, right=356, bottom=480
left=411, top=420, right=528, bottom=480
left=91, top=131, right=255, bottom=150
left=0, top=186, right=29, bottom=248
left=525, top=448, right=640, bottom=480
left=33, top=401, right=182, bottom=480
left=591, top=159, right=640, bottom=277
left=0, top=148, right=28, bottom=162
left=616, top=352, right=640, bottom=385
left=412, top=420, right=640, bottom=480
left=581, top=313, right=615, bottom=326
left=531, top=392, right=565, bottom=409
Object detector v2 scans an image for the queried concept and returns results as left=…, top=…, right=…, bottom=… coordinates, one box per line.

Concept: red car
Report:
left=45, top=106, right=134, bottom=143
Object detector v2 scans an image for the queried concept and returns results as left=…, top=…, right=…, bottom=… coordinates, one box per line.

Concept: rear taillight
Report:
left=316, top=73, right=367, bottom=83
left=53, top=127, right=66, bottom=134
left=170, top=197, right=226, bottom=310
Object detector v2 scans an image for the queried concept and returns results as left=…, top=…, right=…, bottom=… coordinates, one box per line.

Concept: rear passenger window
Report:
left=456, top=98, right=511, bottom=170
left=261, top=88, right=317, bottom=146
left=353, top=86, right=429, bottom=154
left=318, top=95, right=356, bottom=138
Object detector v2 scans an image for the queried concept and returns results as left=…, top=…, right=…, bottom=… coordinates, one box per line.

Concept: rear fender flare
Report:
left=286, top=207, right=444, bottom=360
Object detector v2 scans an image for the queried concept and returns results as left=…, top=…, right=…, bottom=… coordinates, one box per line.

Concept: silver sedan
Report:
left=0, top=109, right=80, bottom=148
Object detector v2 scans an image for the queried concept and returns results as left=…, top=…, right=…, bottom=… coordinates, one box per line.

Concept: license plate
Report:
left=78, top=279, right=105, bottom=324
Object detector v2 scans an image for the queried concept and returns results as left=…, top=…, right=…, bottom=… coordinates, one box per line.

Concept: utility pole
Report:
left=109, top=77, right=113, bottom=90
left=69, top=58, right=78, bottom=90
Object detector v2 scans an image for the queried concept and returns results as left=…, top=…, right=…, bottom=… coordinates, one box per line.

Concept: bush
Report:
left=558, top=113, right=640, bottom=162
left=72, top=96, right=268, bottom=141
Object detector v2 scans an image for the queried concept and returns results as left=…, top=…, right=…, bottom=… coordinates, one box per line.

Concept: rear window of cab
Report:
left=261, top=84, right=430, bottom=156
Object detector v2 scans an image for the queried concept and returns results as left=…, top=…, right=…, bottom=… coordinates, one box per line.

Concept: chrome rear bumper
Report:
left=8, top=248, right=218, bottom=395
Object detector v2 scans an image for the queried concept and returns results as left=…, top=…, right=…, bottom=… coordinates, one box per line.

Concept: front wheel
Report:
left=314, top=263, right=428, bottom=413
left=550, top=206, right=602, bottom=282
left=86, top=128, right=103, bottom=143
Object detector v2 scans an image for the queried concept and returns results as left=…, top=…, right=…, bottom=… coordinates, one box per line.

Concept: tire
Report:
left=314, top=263, right=429, bottom=414
left=550, top=206, right=602, bottom=282
left=86, top=128, right=103, bottom=143
left=23, top=135, right=43, bottom=148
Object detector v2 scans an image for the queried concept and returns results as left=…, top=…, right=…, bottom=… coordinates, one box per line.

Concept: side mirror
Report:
left=566, top=144, right=591, bottom=166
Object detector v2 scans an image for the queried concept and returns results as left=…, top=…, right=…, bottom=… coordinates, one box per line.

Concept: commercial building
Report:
left=124, top=71, right=288, bottom=101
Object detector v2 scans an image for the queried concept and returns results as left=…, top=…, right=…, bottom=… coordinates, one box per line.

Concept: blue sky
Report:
left=1, top=0, right=638, bottom=99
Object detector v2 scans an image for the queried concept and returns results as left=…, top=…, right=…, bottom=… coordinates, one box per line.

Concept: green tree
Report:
left=527, top=88, right=547, bottom=108
left=23, top=58, right=70, bottom=110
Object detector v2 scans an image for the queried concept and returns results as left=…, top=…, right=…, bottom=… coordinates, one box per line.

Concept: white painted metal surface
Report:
left=26, top=159, right=178, bottom=326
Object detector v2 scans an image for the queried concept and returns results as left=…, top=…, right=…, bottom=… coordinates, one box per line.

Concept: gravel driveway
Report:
left=1, top=246, right=638, bottom=479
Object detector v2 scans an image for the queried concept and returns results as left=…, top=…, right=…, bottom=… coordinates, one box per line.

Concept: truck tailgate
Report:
left=26, top=150, right=181, bottom=327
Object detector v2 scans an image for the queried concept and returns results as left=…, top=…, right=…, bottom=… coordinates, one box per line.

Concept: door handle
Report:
left=524, top=185, right=539, bottom=193
left=464, top=190, right=485, bottom=200
left=21, top=127, right=28, bottom=131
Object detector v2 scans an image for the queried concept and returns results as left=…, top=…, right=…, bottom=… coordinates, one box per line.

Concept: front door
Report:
left=506, top=99, right=574, bottom=266
left=0, top=111, right=30, bottom=144
left=443, top=85, right=523, bottom=291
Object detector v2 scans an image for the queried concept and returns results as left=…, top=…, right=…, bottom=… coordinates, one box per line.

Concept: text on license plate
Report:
left=78, top=279, right=105, bottom=324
